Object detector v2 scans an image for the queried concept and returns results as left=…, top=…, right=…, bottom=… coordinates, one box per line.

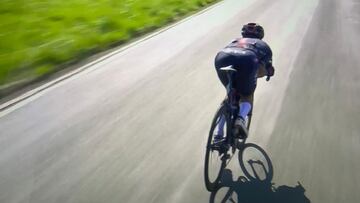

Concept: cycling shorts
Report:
left=214, top=48, right=260, bottom=96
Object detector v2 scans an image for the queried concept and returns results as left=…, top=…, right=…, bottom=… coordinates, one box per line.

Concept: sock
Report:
left=238, top=102, right=252, bottom=119
left=215, top=115, right=226, bottom=136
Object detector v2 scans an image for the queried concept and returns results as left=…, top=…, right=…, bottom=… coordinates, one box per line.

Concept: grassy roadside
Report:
left=0, top=0, right=219, bottom=95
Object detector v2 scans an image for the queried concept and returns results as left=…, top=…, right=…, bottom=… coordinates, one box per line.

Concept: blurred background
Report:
left=0, top=0, right=218, bottom=97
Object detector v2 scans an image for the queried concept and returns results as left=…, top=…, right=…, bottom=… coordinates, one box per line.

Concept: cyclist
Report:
left=214, top=23, right=275, bottom=139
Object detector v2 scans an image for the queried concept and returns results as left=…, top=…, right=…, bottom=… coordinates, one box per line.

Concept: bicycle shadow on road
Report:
left=209, top=143, right=311, bottom=203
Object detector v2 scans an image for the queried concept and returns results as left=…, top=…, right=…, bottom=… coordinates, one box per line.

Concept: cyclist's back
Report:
left=225, top=37, right=272, bottom=62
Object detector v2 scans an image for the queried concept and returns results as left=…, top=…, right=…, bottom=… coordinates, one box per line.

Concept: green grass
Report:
left=0, top=0, right=218, bottom=87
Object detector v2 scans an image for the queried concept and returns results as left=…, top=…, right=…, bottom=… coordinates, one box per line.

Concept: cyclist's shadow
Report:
left=209, top=143, right=311, bottom=203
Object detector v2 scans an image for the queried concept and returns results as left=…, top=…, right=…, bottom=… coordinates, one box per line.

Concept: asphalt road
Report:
left=1, top=0, right=360, bottom=202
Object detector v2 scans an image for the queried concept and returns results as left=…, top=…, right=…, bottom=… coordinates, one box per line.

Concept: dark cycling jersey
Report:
left=224, top=38, right=273, bottom=70
left=214, top=37, right=273, bottom=96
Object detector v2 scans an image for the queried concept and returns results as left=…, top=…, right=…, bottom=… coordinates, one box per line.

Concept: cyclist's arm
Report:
left=257, top=53, right=274, bottom=79
left=263, top=46, right=274, bottom=80
left=257, top=63, right=268, bottom=78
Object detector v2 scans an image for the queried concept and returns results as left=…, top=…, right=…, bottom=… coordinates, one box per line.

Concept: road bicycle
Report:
left=204, top=66, right=253, bottom=191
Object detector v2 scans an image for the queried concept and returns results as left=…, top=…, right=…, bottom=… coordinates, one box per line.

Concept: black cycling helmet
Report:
left=241, top=23, right=264, bottom=39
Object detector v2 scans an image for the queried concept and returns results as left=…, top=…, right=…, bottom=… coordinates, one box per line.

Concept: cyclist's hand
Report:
left=268, top=66, right=275, bottom=76
left=266, top=66, right=275, bottom=81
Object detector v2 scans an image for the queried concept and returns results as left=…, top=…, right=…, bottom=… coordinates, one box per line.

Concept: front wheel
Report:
left=204, top=104, right=230, bottom=191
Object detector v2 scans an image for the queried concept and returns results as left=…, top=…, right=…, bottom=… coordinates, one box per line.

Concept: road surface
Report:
left=1, top=0, right=360, bottom=202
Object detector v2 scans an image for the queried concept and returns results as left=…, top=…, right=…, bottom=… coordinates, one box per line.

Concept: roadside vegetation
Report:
left=0, top=0, right=218, bottom=90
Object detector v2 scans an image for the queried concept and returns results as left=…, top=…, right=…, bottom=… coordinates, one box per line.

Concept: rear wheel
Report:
left=204, top=104, right=230, bottom=191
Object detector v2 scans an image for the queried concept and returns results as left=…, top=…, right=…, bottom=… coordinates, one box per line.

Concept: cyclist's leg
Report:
left=234, top=91, right=254, bottom=137
left=239, top=93, right=254, bottom=120
left=232, top=51, right=259, bottom=137
left=233, top=52, right=259, bottom=120
left=213, top=52, right=237, bottom=139
left=214, top=114, right=226, bottom=140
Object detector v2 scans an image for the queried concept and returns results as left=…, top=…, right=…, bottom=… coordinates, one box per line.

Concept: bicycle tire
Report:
left=204, top=104, right=230, bottom=191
